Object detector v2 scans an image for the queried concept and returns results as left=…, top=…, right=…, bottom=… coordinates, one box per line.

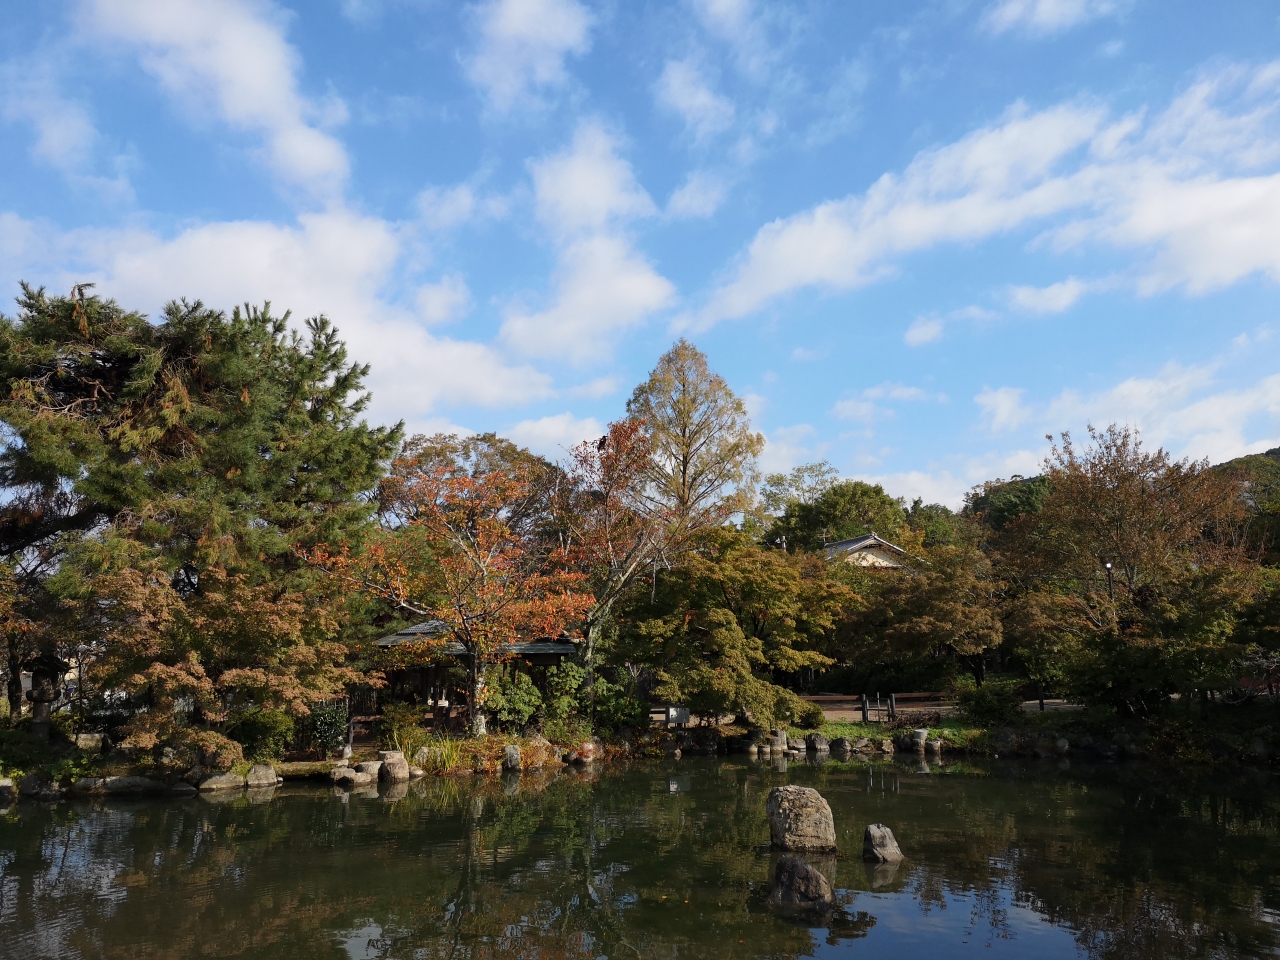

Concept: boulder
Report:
left=852, top=738, right=871, bottom=752
left=0, top=778, right=17, bottom=803
left=767, top=785, right=837, bottom=852
left=19, top=774, right=43, bottom=797
left=103, top=776, right=168, bottom=796
left=331, top=766, right=374, bottom=786
left=1249, top=737, right=1271, bottom=761
left=805, top=733, right=830, bottom=752
left=769, top=855, right=835, bottom=912
left=1055, top=738, right=1070, bottom=756
left=74, top=732, right=108, bottom=754
left=787, top=737, right=806, bottom=751
left=879, top=739, right=895, bottom=754
left=412, top=746, right=431, bottom=767
left=501, top=744, right=522, bottom=772
left=71, top=777, right=109, bottom=795
left=408, top=766, right=426, bottom=780
left=246, top=764, right=279, bottom=788
left=927, top=739, right=944, bottom=754
left=198, top=772, right=247, bottom=792
left=862, top=823, right=904, bottom=863
left=578, top=741, right=596, bottom=761
left=377, top=751, right=410, bottom=782
left=912, top=729, right=929, bottom=750
left=355, top=760, right=383, bottom=778
left=829, top=737, right=851, bottom=752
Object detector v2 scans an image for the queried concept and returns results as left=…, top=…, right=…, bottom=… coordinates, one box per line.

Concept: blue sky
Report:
left=3, top=0, right=1280, bottom=505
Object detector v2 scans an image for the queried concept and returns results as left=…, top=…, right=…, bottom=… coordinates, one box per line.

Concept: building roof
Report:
left=374, top=621, right=579, bottom=659
left=822, top=531, right=908, bottom=566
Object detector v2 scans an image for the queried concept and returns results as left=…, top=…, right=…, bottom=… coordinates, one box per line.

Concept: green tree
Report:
left=767, top=480, right=906, bottom=552
left=626, top=339, right=763, bottom=531
left=0, top=284, right=400, bottom=756
left=997, top=426, right=1259, bottom=715
left=617, top=529, right=850, bottom=727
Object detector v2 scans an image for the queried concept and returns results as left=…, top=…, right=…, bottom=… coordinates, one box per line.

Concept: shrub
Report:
left=307, top=701, right=348, bottom=757
left=544, top=716, right=592, bottom=746
left=227, top=709, right=295, bottom=761
left=956, top=679, right=1025, bottom=726
left=544, top=663, right=586, bottom=721
left=486, top=672, right=543, bottom=730
left=590, top=676, right=647, bottom=733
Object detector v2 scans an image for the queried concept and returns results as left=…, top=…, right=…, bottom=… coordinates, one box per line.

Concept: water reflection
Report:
left=0, top=758, right=1276, bottom=959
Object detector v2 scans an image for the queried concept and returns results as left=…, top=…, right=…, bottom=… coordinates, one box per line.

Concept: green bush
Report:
left=0, top=728, right=53, bottom=776
left=486, top=672, right=543, bottom=730
left=544, top=716, right=592, bottom=746
left=307, top=701, right=348, bottom=756
left=956, top=680, right=1025, bottom=726
left=590, top=676, right=647, bottom=733
left=227, top=709, right=295, bottom=761
left=544, top=662, right=586, bottom=721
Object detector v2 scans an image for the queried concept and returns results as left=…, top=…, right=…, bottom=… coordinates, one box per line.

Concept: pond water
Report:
left=2, top=755, right=1279, bottom=960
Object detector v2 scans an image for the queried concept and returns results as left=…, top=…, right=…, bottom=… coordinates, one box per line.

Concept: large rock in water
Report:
left=199, top=772, right=247, bottom=792
left=862, top=823, right=904, bottom=863
left=769, top=855, right=835, bottom=912
left=377, top=751, right=410, bottom=782
left=246, top=764, right=279, bottom=788
left=767, top=786, right=837, bottom=852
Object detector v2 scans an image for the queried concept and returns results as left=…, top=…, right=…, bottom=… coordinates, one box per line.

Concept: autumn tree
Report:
left=312, top=441, right=592, bottom=736
left=997, top=425, right=1259, bottom=715
left=617, top=529, right=850, bottom=727
left=626, top=339, right=763, bottom=532
left=0, top=285, right=399, bottom=757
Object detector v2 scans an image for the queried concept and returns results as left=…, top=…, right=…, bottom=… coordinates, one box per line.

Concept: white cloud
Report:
left=1008, top=276, right=1088, bottom=313
left=864, top=383, right=942, bottom=402
left=0, top=209, right=553, bottom=424
left=691, top=0, right=776, bottom=79
left=831, top=398, right=878, bottom=423
left=696, top=62, right=1280, bottom=327
left=78, top=0, right=348, bottom=199
left=504, top=412, right=604, bottom=459
left=500, top=234, right=676, bottom=362
left=982, top=0, right=1122, bottom=36
left=416, top=275, right=472, bottom=324
left=666, top=171, right=729, bottom=219
left=529, top=121, right=656, bottom=235
left=759, top=423, right=819, bottom=473
left=501, top=120, right=675, bottom=362
left=904, top=316, right=945, bottom=346
left=976, top=386, right=1032, bottom=432
left=465, top=0, right=593, bottom=111
left=791, top=347, right=822, bottom=361
left=655, top=60, right=735, bottom=141
left=1, top=58, right=133, bottom=200
left=1045, top=362, right=1280, bottom=463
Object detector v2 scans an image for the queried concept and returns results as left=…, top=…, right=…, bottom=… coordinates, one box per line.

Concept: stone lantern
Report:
left=23, top=653, right=69, bottom=741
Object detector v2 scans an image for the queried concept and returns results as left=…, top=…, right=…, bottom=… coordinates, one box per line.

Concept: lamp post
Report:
left=1104, top=562, right=1114, bottom=602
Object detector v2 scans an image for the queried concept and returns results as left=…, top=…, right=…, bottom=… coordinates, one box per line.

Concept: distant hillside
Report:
left=1219, top=447, right=1280, bottom=563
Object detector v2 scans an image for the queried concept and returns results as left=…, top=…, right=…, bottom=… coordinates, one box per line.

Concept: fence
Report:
left=798, top=692, right=955, bottom=722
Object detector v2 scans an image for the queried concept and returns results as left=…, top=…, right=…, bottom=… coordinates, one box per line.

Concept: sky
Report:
left=2, top=0, right=1280, bottom=506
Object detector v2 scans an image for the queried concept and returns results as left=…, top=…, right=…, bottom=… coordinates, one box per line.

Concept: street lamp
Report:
left=1104, top=562, right=1114, bottom=602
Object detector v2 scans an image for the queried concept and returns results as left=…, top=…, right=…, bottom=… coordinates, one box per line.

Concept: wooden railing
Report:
left=799, top=692, right=954, bottom=722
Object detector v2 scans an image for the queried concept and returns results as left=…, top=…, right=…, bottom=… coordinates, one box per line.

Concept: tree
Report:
left=0, top=285, right=400, bottom=757
left=311, top=443, right=592, bottom=736
left=616, top=529, right=850, bottom=727
left=759, top=461, right=840, bottom=516
left=767, top=480, right=906, bottom=552
left=626, top=339, right=763, bottom=531
left=997, top=425, right=1259, bottom=715
left=555, top=419, right=673, bottom=693
left=872, top=543, right=1004, bottom=686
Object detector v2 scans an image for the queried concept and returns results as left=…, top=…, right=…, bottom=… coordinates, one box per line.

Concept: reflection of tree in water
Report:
left=0, top=760, right=1277, bottom=959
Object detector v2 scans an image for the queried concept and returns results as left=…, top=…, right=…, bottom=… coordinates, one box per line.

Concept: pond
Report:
left=1, top=755, right=1278, bottom=959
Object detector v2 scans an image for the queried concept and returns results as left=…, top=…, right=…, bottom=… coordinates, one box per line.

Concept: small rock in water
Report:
left=879, top=739, right=895, bottom=754
left=501, top=744, right=522, bottom=772
left=377, top=751, right=410, bottom=782
left=805, top=733, right=830, bottom=752
left=1055, top=738, right=1070, bottom=755
left=355, top=760, right=383, bottom=778
left=198, top=772, right=247, bottom=792
left=769, top=856, right=835, bottom=912
left=862, top=823, right=904, bottom=863
left=767, top=786, right=837, bottom=852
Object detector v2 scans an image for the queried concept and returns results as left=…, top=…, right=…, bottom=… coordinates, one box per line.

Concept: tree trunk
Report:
left=6, top=645, right=22, bottom=717
left=469, top=660, right=487, bottom=737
